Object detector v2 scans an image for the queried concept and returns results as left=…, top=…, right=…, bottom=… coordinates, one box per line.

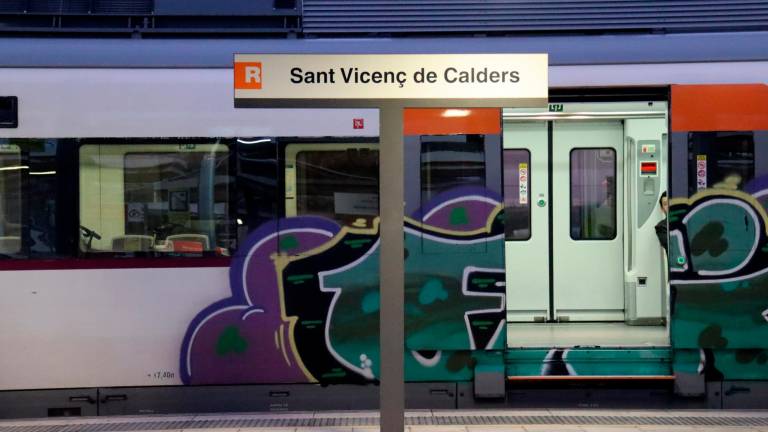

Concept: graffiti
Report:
left=180, top=187, right=506, bottom=385
left=668, top=181, right=768, bottom=379
left=504, top=348, right=671, bottom=377
left=541, top=349, right=574, bottom=376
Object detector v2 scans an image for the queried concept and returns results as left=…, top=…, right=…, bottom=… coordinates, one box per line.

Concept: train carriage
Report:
left=0, top=36, right=767, bottom=416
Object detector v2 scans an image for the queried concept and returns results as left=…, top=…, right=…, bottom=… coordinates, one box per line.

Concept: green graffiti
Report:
left=686, top=202, right=756, bottom=272
left=691, top=222, right=728, bottom=257
left=216, top=326, right=248, bottom=356
left=666, top=193, right=768, bottom=379
left=507, top=348, right=672, bottom=377
left=361, top=292, right=380, bottom=313
left=449, top=207, right=469, bottom=226
left=301, top=320, right=323, bottom=329
left=418, top=279, right=448, bottom=305
left=405, top=303, right=425, bottom=317
left=316, top=228, right=506, bottom=379
left=287, top=274, right=313, bottom=285
left=721, top=280, right=750, bottom=292
left=344, top=238, right=372, bottom=249
left=321, top=368, right=347, bottom=379
left=279, top=234, right=299, bottom=251
left=668, top=209, right=687, bottom=223
left=471, top=277, right=496, bottom=288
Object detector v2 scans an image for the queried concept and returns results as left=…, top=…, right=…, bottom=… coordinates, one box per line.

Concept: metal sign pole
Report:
left=379, top=103, right=405, bottom=432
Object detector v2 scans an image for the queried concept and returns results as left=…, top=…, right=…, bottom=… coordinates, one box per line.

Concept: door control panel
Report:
left=637, top=139, right=662, bottom=227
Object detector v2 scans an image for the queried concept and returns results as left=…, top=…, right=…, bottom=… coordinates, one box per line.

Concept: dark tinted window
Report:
left=0, top=97, right=17, bottom=128
left=287, top=144, right=379, bottom=227
left=687, top=131, right=754, bottom=195
left=421, top=135, right=485, bottom=204
left=235, top=138, right=278, bottom=244
left=0, top=139, right=72, bottom=259
left=0, top=144, right=21, bottom=255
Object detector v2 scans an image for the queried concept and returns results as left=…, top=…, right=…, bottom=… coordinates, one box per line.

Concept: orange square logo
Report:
left=235, top=62, right=262, bottom=90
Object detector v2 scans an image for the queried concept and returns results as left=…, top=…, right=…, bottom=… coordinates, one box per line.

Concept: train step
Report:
left=504, top=347, right=673, bottom=378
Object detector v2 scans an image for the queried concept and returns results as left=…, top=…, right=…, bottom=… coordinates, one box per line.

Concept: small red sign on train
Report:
left=640, top=161, right=657, bottom=176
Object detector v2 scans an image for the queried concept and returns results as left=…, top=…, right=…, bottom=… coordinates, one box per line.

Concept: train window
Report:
left=0, top=144, right=21, bottom=255
left=0, top=139, right=71, bottom=259
left=420, top=135, right=486, bottom=204
left=79, top=142, right=234, bottom=256
left=687, top=131, right=754, bottom=195
left=285, top=143, right=379, bottom=227
left=570, top=148, right=616, bottom=240
left=503, top=149, right=531, bottom=241
left=235, top=138, right=279, bottom=244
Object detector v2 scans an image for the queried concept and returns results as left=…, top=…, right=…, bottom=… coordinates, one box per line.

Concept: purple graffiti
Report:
left=180, top=218, right=340, bottom=385
left=412, top=186, right=503, bottom=231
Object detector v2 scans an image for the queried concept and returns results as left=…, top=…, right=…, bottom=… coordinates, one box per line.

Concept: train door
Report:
left=505, top=120, right=623, bottom=322
left=554, top=122, right=624, bottom=321
left=504, top=102, right=668, bottom=340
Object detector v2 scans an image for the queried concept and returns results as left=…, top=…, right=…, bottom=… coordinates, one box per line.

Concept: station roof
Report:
left=0, top=31, right=766, bottom=68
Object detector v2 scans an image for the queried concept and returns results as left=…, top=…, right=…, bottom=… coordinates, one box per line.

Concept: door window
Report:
left=570, top=148, right=617, bottom=240
left=503, top=149, right=531, bottom=240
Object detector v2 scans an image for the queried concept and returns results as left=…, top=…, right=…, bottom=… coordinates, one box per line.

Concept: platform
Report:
left=3, top=410, right=768, bottom=432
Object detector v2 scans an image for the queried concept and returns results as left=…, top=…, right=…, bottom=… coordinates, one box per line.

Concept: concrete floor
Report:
left=3, top=410, right=768, bottom=432
left=507, top=322, right=669, bottom=348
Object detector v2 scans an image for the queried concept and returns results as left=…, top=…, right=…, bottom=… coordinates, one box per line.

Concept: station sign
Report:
left=234, top=54, right=548, bottom=102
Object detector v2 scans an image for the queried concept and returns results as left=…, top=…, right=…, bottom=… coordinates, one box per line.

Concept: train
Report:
left=0, top=34, right=767, bottom=416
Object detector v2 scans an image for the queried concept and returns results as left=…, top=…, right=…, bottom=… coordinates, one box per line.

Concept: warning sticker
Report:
left=519, top=163, right=528, bottom=205
left=696, top=155, right=707, bottom=190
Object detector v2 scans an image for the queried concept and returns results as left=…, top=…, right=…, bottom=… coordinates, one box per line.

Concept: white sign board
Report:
left=234, top=54, right=548, bottom=101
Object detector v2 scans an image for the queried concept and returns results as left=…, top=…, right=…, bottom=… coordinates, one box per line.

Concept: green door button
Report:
left=676, top=256, right=686, bottom=266
left=537, top=199, right=546, bottom=208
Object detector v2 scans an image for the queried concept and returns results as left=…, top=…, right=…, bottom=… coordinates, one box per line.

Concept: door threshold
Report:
left=507, top=322, right=669, bottom=348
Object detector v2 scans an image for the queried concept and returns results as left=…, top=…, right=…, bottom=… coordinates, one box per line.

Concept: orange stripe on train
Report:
left=672, top=84, right=768, bottom=132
